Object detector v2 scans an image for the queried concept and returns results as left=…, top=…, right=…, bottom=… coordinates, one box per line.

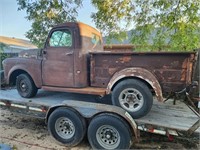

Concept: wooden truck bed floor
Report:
left=0, top=89, right=199, bottom=134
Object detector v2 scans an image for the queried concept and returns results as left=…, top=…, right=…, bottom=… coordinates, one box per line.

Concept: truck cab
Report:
left=3, top=22, right=104, bottom=92
left=42, top=22, right=103, bottom=88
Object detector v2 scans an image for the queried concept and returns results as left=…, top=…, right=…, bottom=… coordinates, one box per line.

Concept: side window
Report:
left=49, top=29, right=72, bottom=47
left=91, top=33, right=101, bottom=45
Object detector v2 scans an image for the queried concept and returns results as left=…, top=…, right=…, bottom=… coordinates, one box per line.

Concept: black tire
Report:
left=112, top=79, right=153, bottom=119
left=16, top=74, right=38, bottom=98
left=87, top=114, right=132, bottom=149
left=48, top=108, right=86, bottom=146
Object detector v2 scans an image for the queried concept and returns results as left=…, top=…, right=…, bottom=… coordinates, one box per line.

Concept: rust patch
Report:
left=186, top=54, right=195, bottom=84
left=90, top=52, right=196, bottom=93
left=181, top=58, right=188, bottom=81
left=108, top=68, right=118, bottom=75
left=119, top=56, right=132, bottom=63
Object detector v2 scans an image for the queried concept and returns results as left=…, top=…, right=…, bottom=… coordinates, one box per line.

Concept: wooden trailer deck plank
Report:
left=136, top=100, right=200, bottom=133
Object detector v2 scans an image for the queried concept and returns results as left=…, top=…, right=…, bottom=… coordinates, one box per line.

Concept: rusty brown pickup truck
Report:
left=2, top=22, right=199, bottom=118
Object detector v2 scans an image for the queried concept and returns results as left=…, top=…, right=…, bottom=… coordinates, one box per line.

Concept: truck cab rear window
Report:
left=49, top=29, right=72, bottom=47
left=91, top=33, right=101, bottom=45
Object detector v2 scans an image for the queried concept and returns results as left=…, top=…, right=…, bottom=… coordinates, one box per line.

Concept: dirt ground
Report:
left=0, top=108, right=199, bottom=150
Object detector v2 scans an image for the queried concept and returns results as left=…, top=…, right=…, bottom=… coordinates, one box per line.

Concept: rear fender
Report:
left=106, top=67, right=163, bottom=102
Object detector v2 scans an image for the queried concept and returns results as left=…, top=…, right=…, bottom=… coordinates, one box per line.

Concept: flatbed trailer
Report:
left=0, top=89, right=199, bottom=149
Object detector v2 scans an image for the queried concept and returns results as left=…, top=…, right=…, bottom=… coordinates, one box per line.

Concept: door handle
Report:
left=65, top=52, right=73, bottom=55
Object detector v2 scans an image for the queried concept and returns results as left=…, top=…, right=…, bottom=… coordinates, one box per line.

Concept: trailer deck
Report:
left=0, top=89, right=199, bottom=135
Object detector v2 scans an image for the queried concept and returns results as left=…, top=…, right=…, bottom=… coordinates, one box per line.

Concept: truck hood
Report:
left=19, top=49, right=41, bottom=59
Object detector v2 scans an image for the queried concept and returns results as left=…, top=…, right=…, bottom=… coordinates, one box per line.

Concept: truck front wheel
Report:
left=112, top=79, right=153, bottom=119
left=87, top=114, right=132, bottom=149
left=48, top=108, right=86, bottom=146
left=16, top=74, right=38, bottom=98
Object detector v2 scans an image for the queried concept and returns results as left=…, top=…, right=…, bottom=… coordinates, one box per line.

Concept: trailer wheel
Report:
left=16, top=74, right=38, bottom=98
left=48, top=108, right=86, bottom=146
left=112, top=79, right=153, bottom=118
left=88, top=114, right=132, bottom=149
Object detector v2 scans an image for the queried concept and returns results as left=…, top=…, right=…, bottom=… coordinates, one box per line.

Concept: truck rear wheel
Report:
left=48, top=108, right=86, bottom=146
left=16, top=74, right=38, bottom=98
left=87, top=113, right=132, bottom=149
left=112, top=79, right=153, bottom=119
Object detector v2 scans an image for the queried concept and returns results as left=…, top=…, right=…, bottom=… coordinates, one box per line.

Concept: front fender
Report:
left=7, top=64, right=31, bottom=81
left=4, top=58, right=42, bottom=88
left=106, top=67, right=163, bottom=102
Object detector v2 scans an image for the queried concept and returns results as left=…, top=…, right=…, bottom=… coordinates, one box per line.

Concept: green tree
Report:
left=17, top=0, right=82, bottom=48
left=92, top=0, right=200, bottom=51
left=91, top=0, right=132, bottom=43
left=0, top=43, right=8, bottom=70
left=0, top=43, right=7, bottom=53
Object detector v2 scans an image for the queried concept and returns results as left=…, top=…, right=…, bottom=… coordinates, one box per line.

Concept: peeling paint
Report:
left=91, top=52, right=196, bottom=98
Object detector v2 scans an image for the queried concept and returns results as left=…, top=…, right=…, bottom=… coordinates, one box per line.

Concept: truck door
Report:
left=42, top=28, right=74, bottom=87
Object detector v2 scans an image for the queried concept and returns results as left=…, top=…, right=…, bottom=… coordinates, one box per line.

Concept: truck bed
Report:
left=90, top=52, right=195, bottom=93
left=0, top=89, right=199, bottom=134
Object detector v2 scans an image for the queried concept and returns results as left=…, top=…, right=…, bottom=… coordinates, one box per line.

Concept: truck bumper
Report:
left=0, top=70, right=6, bottom=86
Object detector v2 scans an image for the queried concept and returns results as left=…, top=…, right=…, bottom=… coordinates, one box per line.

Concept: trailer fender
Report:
left=106, top=67, right=163, bottom=102
left=45, top=100, right=138, bottom=140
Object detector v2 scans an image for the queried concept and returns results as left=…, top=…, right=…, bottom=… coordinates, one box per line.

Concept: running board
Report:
left=42, top=86, right=106, bottom=96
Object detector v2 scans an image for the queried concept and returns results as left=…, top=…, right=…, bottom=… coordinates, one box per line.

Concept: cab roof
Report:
left=54, top=22, right=102, bottom=38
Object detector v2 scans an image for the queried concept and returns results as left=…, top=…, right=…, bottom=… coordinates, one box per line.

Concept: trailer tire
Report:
left=16, top=74, right=38, bottom=98
left=87, top=114, right=132, bottom=149
left=48, top=108, right=86, bottom=146
left=112, top=79, right=153, bottom=119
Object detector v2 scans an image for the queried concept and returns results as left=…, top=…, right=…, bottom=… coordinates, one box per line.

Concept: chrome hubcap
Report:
left=119, top=88, right=144, bottom=112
